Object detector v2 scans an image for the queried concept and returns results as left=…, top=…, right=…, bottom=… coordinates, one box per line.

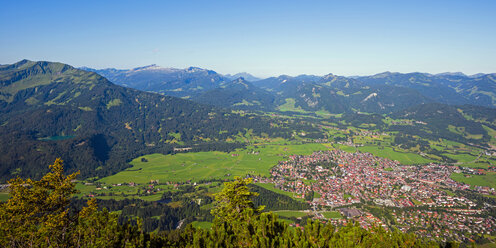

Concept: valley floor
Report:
left=66, top=129, right=496, bottom=245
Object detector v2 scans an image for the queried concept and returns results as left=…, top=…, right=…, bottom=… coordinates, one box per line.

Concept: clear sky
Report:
left=1, top=0, right=495, bottom=77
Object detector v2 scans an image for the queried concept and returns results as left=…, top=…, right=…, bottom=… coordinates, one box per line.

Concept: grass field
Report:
left=330, top=144, right=357, bottom=153
left=443, top=153, right=478, bottom=163
left=273, top=210, right=309, bottom=218
left=100, top=143, right=328, bottom=184
left=75, top=182, right=172, bottom=201
left=322, top=211, right=343, bottom=219
left=456, top=162, right=491, bottom=169
left=357, top=146, right=434, bottom=165
left=276, top=98, right=308, bottom=113
left=450, top=172, right=496, bottom=189
left=483, top=125, right=496, bottom=146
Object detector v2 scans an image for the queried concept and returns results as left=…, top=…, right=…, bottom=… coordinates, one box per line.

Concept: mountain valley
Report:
left=2, top=60, right=496, bottom=246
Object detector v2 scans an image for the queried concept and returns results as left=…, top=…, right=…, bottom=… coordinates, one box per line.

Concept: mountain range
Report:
left=81, top=65, right=496, bottom=114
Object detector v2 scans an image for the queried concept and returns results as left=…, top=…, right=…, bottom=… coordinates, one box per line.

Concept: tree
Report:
left=152, top=177, right=438, bottom=247
left=74, top=198, right=147, bottom=248
left=207, top=177, right=266, bottom=247
left=210, top=176, right=264, bottom=223
left=0, top=158, right=146, bottom=247
left=0, top=158, right=79, bottom=247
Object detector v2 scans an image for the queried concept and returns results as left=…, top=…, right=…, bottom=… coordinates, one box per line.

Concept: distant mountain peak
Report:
left=15, top=59, right=32, bottom=66
left=78, top=66, right=93, bottom=71
left=0, top=59, right=34, bottom=71
left=322, top=73, right=336, bottom=80
left=186, top=66, right=206, bottom=72
left=225, top=77, right=251, bottom=89
left=435, top=72, right=467, bottom=77
left=468, top=73, right=487, bottom=78
left=232, top=77, right=246, bottom=82
left=224, top=72, right=261, bottom=82
left=132, top=64, right=163, bottom=71
left=277, top=75, right=293, bottom=79
left=372, top=71, right=396, bottom=78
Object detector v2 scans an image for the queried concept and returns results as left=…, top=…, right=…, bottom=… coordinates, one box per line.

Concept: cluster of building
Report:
left=336, top=139, right=362, bottom=147
left=253, top=149, right=496, bottom=240
left=455, top=166, right=486, bottom=175
left=393, top=210, right=495, bottom=241
left=353, top=129, right=388, bottom=137
left=265, top=150, right=495, bottom=207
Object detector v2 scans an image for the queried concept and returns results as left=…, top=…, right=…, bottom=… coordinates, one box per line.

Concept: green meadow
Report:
left=450, top=172, right=496, bottom=189
left=322, top=211, right=343, bottom=219
left=443, top=153, right=478, bottom=163
left=100, top=143, right=328, bottom=184
left=276, top=98, right=308, bottom=113
left=357, top=146, right=434, bottom=165
left=273, top=210, right=309, bottom=218
left=329, top=144, right=357, bottom=153
left=75, top=182, right=174, bottom=201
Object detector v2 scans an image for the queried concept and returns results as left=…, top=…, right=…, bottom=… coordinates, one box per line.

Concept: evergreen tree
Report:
left=211, top=176, right=264, bottom=223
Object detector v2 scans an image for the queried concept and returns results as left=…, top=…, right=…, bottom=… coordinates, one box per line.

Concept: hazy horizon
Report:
left=4, top=59, right=492, bottom=79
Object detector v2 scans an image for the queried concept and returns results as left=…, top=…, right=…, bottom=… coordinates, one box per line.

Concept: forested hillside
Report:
left=0, top=60, right=321, bottom=181
left=193, top=78, right=277, bottom=110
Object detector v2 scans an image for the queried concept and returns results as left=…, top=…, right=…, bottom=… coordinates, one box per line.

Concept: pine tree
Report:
left=210, top=176, right=264, bottom=223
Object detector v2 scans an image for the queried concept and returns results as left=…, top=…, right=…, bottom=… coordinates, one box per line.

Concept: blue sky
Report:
left=1, top=0, right=495, bottom=77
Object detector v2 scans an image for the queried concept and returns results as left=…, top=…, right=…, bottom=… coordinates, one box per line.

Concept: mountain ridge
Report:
left=80, top=64, right=496, bottom=113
